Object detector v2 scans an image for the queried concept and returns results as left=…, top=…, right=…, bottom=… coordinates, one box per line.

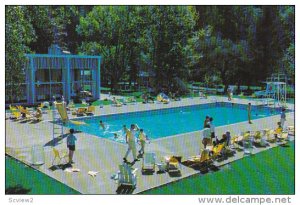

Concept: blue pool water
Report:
left=63, top=103, right=282, bottom=143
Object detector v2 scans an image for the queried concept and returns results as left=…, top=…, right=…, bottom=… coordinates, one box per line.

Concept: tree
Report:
left=5, top=6, right=35, bottom=103
left=141, top=6, right=197, bottom=93
left=77, top=6, right=139, bottom=92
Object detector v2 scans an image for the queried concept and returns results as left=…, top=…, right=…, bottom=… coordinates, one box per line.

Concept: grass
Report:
left=5, top=156, right=80, bottom=194
left=142, top=141, right=294, bottom=195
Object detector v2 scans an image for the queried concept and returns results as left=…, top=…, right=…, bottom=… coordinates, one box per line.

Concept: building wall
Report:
left=23, top=54, right=101, bottom=104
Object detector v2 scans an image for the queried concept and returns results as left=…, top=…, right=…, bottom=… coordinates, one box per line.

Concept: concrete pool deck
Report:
left=5, top=96, right=295, bottom=194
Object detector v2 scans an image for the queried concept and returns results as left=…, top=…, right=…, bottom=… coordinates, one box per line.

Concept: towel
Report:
left=88, top=171, right=99, bottom=177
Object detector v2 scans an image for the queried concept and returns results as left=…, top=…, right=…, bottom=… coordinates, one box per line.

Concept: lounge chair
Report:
left=253, top=131, right=268, bottom=147
left=287, top=126, right=295, bottom=136
left=52, top=148, right=68, bottom=165
left=277, top=131, right=289, bottom=142
left=166, top=156, right=181, bottom=173
left=142, top=153, right=156, bottom=173
left=10, top=110, right=21, bottom=120
left=123, top=97, right=137, bottom=105
left=76, top=107, right=87, bottom=116
left=265, top=129, right=276, bottom=143
left=230, top=135, right=241, bottom=149
left=111, top=98, right=123, bottom=107
left=157, top=93, right=170, bottom=104
left=17, top=106, right=34, bottom=120
left=9, top=105, right=17, bottom=111
left=117, top=163, right=138, bottom=187
left=188, top=149, right=212, bottom=168
left=242, top=137, right=253, bottom=155
left=85, top=106, right=95, bottom=116
left=211, top=143, right=225, bottom=159
left=32, top=109, right=43, bottom=122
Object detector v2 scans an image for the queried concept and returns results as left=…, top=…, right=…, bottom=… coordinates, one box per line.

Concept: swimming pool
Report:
left=63, top=102, right=283, bottom=143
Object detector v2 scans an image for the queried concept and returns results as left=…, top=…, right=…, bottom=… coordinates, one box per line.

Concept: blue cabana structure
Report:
left=23, top=44, right=101, bottom=104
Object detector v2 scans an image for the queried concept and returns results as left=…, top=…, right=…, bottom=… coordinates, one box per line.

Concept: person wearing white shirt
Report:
left=123, top=124, right=140, bottom=164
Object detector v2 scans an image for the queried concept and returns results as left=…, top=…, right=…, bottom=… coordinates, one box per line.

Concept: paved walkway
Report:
left=5, top=96, right=295, bottom=194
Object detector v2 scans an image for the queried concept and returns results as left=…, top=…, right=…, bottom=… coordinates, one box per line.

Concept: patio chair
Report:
left=142, top=152, right=156, bottom=173
left=124, top=97, right=137, bottom=105
left=166, top=156, right=181, bottom=173
left=188, top=149, right=213, bottom=168
left=32, top=109, right=43, bottom=122
left=243, top=140, right=253, bottom=155
left=76, top=107, right=87, bottom=116
left=10, top=110, right=21, bottom=120
left=156, top=93, right=169, bottom=104
left=253, top=131, right=268, bottom=147
left=277, top=131, right=289, bottom=142
left=85, top=106, right=95, bottom=116
left=287, top=126, right=294, bottom=136
left=52, top=148, right=68, bottom=165
left=111, top=98, right=123, bottom=107
left=117, top=163, right=138, bottom=187
left=211, top=143, right=225, bottom=159
left=9, top=105, right=17, bottom=111
left=17, top=106, right=34, bottom=120
left=242, top=135, right=254, bottom=155
left=265, top=129, right=276, bottom=143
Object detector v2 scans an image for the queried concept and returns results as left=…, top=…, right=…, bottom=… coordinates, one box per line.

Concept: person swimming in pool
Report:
left=99, top=120, right=105, bottom=130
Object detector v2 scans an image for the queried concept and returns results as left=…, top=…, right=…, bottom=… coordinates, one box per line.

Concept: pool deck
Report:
left=5, top=96, right=295, bottom=194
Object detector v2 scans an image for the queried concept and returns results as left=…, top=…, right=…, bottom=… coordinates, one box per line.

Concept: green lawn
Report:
left=142, top=141, right=295, bottom=195
left=5, top=156, right=80, bottom=194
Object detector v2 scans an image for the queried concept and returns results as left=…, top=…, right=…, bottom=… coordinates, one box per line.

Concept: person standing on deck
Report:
left=280, top=108, right=286, bottom=129
left=138, top=129, right=148, bottom=155
left=227, top=87, right=232, bottom=101
left=247, top=103, right=252, bottom=124
left=67, top=129, right=77, bottom=164
left=123, top=124, right=139, bottom=164
left=208, top=117, right=216, bottom=142
left=203, top=116, right=210, bottom=128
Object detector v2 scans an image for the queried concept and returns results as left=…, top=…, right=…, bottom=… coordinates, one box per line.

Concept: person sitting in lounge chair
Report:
left=33, top=107, right=43, bottom=121
left=214, top=134, right=228, bottom=146
left=274, top=122, right=283, bottom=138
left=202, top=128, right=211, bottom=149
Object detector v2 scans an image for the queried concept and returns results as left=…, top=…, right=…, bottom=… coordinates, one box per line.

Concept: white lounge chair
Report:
left=117, top=163, right=138, bottom=187
left=142, top=153, right=156, bottom=173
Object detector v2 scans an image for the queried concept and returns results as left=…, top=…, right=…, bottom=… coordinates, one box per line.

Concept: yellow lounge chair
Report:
left=188, top=149, right=212, bottom=168
left=11, top=111, right=21, bottom=119
left=211, top=143, right=225, bottom=159
left=167, top=156, right=180, bottom=173
left=18, top=106, right=34, bottom=119
left=52, top=148, right=68, bottom=165
left=76, top=107, right=87, bottom=116
left=85, top=106, right=95, bottom=115
left=9, top=105, right=17, bottom=111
